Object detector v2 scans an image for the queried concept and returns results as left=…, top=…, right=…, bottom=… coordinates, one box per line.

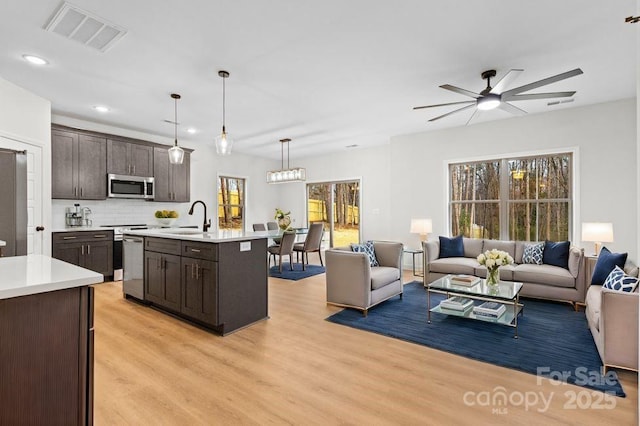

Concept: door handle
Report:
left=36, top=226, right=45, bottom=232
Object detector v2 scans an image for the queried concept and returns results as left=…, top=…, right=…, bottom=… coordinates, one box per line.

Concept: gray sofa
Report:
left=422, top=238, right=586, bottom=306
left=325, top=241, right=403, bottom=315
left=585, top=262, right=639, bottom=372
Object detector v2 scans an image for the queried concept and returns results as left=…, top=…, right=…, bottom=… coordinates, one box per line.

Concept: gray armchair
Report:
left=325, top=241, right=403, bottom=316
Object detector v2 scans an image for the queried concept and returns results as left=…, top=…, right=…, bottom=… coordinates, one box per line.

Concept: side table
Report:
left=403, top=248, right=424, bottom=277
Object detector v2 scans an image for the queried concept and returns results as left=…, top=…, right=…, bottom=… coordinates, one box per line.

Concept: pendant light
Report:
left=168, top=93, right=185, bottom=164
left=266, top=138, right=306, bottom=184
left=215, top=70, right=233, bottom=156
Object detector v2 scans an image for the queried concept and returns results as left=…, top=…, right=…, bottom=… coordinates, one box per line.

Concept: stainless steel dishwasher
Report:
left=123, top=235, right=144, bottom=301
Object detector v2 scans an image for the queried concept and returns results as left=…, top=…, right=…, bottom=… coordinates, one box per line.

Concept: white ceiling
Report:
left=1, top=1, right=637, bottom=160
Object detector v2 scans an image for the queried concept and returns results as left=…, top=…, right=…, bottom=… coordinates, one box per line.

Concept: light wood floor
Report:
left=94, top=270, right=638, bottom=425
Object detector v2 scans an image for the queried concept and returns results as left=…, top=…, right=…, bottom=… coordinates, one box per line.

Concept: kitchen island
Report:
left=0, top=254, right=103, bottom=425
left=123, top=229, right=269, bottom=335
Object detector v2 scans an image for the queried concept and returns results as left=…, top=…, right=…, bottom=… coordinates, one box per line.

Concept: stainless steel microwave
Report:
left=107, top=174, right=154, bottom=199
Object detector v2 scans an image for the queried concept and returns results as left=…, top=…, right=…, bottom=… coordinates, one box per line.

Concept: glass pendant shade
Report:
left=168, top=93, right=184, bottom=165
left=215, top=128, right=233, bottom=156
left=168, top=144, right=185, bottom=164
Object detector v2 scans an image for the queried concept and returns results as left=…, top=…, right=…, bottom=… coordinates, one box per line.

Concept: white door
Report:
left=0, top=135, right=43, bottom=254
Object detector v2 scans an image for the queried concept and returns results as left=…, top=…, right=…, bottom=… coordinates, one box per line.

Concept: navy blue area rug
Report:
left=327, top=281, right=625, bottom=397
left=269, top=263, right=325, bottom=280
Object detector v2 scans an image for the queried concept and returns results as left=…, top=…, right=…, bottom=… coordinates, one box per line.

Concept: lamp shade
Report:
left=410, top=218, right=433, bottom=235
left=581, top=222, right=614, bottom=243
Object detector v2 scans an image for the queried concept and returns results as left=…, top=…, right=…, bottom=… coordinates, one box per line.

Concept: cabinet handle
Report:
left=195, top=264, right=199, bottom=280
left=133, top=165, right=136, bottom=175
left=93, top=234, right=106, bottom=238
left=80, top=187, right=83, bottom=197
left=74, top=187, right=78, bottom=197
left=87, top=244, right=91, bottom=255
left=63, top=236, right=77, bottom=240
left=190, top=248, right=201, bottom=253
left=81, top=245, right=84, bottom=255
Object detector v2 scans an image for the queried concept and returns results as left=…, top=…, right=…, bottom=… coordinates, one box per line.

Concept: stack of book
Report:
left=449, top=274, right=480, bottom=286
left=472, top=301, right=506, bottom=320
left=439, top=296, right=474, bottom=315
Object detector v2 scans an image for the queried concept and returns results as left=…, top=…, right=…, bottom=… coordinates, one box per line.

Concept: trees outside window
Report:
left=218, top=176, right=245, bottom=230
left=450, top=153, right=572, bottom=241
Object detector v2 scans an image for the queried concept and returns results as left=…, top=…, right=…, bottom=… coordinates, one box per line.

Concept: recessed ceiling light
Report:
left=186, top=128, right=197, bottom=134
left=93, top=105, right=110, bottom=113
left=346, top=144, right=359, bottom=148
left=22, top=54, right=48, bottom=65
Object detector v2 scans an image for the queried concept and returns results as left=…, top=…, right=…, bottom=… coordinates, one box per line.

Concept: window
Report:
left=217, top=176, right=245, bottom=230
left=449, top=153, right=572, bottom=241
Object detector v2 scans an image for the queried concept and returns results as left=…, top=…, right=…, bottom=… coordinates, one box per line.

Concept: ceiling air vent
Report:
left=44, top=2, right=127, bottom=52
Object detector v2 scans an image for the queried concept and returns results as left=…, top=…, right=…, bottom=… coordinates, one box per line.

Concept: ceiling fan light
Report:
left=477, top=94, right=501, bottom=111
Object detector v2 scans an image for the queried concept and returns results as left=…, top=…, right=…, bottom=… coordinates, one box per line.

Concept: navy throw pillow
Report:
left=542, top=240, right=570, bottom=269
left=591, top=246, right=627, bottom=285
left=439, top=235, right=464, bottom=258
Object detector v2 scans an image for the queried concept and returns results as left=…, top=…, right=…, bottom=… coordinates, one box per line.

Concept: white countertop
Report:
left=52, top=226, right=117, bottom=233
left=123, top=228, right=274, bottom=243
left=0, top=254, right=104, bottom=300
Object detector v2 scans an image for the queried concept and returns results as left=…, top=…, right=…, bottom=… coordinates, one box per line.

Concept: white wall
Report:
left=51, top=115, right=281, bottom=230
left=0, top=76, right=52, bottom=254
left=280, top=99, right=637, bottom=267
left=390, top=98, right=637, bottom=260
left=279, top=144, right=393, bottom=241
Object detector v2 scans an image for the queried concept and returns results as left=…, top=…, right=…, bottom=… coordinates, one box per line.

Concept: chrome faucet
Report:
left=188, top=200, right=211, bottom=232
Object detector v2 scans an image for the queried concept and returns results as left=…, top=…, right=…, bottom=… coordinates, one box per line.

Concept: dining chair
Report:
left=253, top=223, right=266, bottom=231
left=266, top=221, right=279, bottom=230
left=293, top=222, right=324, bottom=270
left=267, top=231, right=297, bottom=272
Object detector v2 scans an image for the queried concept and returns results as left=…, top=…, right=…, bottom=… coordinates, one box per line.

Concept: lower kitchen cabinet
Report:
left=144, top=250, right=181, bottom=312
left=139, top=236, right=267, bottom=335
left=52, top=231, right=113, bottom=278
left=181, top=257, right=217, bottom=326
left=0, top=286, right=94, bottom=425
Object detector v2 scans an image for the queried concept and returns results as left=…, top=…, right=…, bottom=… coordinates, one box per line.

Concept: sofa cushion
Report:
left=542, top=240, right=570, bottom=269
left=463, top=238, right=483, bottom=259
left=351, top=241, right=379, bottom=266
left=585, top=285, right=601, bottom=332
left=513, top=264, right=575, bottom=288
left=483, top=239, right=516, bottom=259
left=439, top=235, right=464, bottom=258
left=603, top=266, right=639, bottom=293
left=591, top=247, right=627, bottom=285
left=522, top=242, right=544, bottom=265
left=370, top=266, right=400, bottom=290
left=430, top=257, right=478, bottom=275
left=514, top=241, right=526, bottom=264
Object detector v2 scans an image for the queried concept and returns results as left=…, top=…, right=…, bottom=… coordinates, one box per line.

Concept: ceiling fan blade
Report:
left=490, top=69, right=524, bottom=94
left=502, top=91, right=576, bottom=101
left=440, top=84, right=481, bottom=99
left=499, top=102, right=527, bottom=116
left=413, top=100, right=475, bottom=110
left=428, top=104, right=476, bottom=122
left=465, top=109, right=478, bottom=126
left=500, top=68, right=583, bottom=97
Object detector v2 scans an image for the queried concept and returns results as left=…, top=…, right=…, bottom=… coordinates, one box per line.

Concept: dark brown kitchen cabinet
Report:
left=107, top=138, right=154, bottom=177
left=0, top=286, right=94, bottom=425
left=181, top=257, right=217, bottom=326
left=52, top=231, right=113, bottom=277
left=144, top=250, right=181, bottom=312
left=153, top=147, right=190, bottom=202
left=52, top=129, right=107, bottom=200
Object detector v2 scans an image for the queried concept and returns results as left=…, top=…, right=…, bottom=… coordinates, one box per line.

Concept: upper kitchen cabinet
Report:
left=52, top=128, right=107, bottom=200
left=107, top=139, right=154, bottom=177
left=153, top=147, right=190, bottom=202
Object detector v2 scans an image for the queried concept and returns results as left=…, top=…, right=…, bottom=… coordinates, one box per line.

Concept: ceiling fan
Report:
left=414, top=68, right=583, bottom=124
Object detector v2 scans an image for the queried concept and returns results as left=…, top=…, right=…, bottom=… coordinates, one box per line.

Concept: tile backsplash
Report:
left=52, top=199, right=196, bottom=229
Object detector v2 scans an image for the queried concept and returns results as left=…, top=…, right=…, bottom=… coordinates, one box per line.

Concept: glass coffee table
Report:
left=427, top=274, right=524, bottom=338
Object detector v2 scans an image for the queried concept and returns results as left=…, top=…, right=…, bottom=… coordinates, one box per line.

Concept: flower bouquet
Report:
left=274, top=208, right=291, bottom=230
left=477, top=249, right=514, bottom=285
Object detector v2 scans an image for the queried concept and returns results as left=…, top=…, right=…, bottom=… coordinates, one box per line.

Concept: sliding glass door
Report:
left=307, top=180, right=360, bottom=248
